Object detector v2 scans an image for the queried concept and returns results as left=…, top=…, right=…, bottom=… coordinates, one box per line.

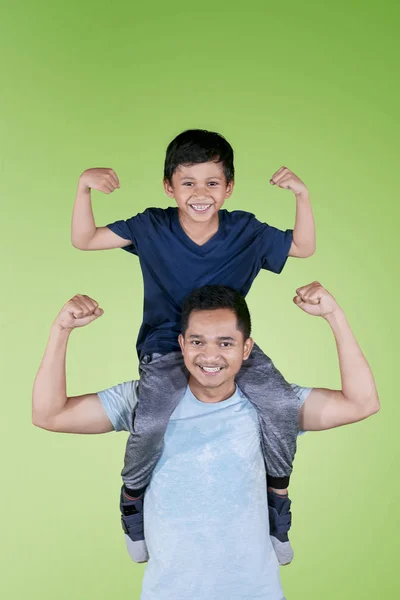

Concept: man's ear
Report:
left=225, top=179, right=235, bottom=199
left=178, top=333, right=185, bottom=354
left=243, top=337, right=254, bottom=360
left=163, top=178, right=175, bottom=198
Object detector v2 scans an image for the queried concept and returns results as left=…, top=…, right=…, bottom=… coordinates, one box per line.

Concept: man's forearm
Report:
left=325, top=309, right=379, bottom=412
left=32, top=325, right=71, bottom=426
left=71, top=183, right=97, bottom=249
left=292, top=192, right=316, bottom=257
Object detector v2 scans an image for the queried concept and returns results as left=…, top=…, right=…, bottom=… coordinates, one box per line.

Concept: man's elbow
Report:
left=359, top=394, right=380, bottom=420
left=32, top=410, right=57, bottom=431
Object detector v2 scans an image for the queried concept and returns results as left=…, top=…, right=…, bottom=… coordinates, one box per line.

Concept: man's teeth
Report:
left=191, top=204, right=211, bottom=211
left=201, top=366, right=221, bottom=372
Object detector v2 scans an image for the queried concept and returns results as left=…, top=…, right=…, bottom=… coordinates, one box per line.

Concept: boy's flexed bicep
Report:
left=72, top=168, right=136, bottom=251
left=83, top=226, right=132, bottom=251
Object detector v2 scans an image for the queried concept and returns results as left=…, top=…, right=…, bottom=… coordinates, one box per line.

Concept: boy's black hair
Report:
left=164, top=129, right=234, bottom=183
left=181, top=285, right=251, bottom=340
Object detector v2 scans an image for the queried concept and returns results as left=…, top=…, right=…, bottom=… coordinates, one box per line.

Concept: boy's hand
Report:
left=293, top=282, right=339, bottom=318
left=79, top=168, right=120, bottom=194
left=270, top=167, right=307, bottom=197
left=54, top=295, right=104, bottom=331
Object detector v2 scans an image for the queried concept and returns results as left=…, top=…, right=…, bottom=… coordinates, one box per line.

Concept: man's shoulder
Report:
left=97, top=380, right=139, bottom=432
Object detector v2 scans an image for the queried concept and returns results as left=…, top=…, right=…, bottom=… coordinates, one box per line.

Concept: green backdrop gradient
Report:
left=1, top=1, right=398, bottom=598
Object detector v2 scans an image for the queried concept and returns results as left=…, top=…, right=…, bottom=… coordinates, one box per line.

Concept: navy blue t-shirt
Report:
left=107, top=207, right=292, bottom=359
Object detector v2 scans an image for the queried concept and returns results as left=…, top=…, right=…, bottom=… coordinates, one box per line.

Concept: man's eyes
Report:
left=190, top=341, right=232, bottom=347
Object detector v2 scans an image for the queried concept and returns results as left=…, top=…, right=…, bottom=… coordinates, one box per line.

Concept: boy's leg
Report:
left=236, top=343, right=299, bottom=565
left=120, top=351, right=188, bottom=562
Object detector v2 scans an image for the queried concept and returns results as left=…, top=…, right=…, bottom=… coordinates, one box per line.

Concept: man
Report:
left=32, top=282, right=379, bottom=600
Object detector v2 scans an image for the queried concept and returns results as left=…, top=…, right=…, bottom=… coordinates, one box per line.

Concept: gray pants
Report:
left=122, top=344, right=299, bottom=490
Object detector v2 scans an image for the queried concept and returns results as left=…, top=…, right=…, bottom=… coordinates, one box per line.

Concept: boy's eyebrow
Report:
left=179, top=175, right=223, bottom=180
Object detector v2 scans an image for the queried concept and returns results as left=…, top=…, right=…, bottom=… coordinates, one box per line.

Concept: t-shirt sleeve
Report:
left=107, top=210, right=152, bottom=255
left=97, top=380, right=139, bottom=433
left=258, top=223, right=293, bottom=274
left=291, top=383, right=312, bottom=435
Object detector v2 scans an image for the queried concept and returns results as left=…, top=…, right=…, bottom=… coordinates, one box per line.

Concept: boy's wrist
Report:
left=77, top=177, right=91, bottom=194
left=294, top=189, right=309, bottom=201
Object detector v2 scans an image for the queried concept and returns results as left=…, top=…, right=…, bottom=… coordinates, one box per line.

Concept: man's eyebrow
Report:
left=217, top=336, right=236, bottom=342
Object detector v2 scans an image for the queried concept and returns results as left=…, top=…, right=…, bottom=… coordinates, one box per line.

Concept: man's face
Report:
left=164, top=161, right=234, bottom=225
left=178, top=308, right=253, bottom=393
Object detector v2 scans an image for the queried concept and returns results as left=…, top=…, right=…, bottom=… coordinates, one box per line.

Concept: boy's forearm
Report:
left=291, top=192, right=316, bottom=257
left=32, top=325, right=71, bottom=425
left=71, top=182, right=97, bottom=249
left=325, top=309, right=379, bottom=411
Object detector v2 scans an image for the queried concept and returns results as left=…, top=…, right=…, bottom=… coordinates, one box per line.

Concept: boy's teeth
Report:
left=202, top=366, right=221, bottom=372
left=191, top=204, right=210, bottom=211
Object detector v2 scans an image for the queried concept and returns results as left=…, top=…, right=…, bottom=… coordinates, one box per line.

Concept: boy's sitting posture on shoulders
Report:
left=71, top=130, right=316, bottom=564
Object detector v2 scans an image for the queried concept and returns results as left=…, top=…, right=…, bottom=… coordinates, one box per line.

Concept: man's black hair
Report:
left=181, top=285, right=251, bottom=340
left=164, top=129, right=234, bottom=183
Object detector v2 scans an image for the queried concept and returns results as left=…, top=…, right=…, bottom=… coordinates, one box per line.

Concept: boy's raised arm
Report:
left=270, top=167, right=316, bottom=258
left=71, top=168, right=131, bottom=250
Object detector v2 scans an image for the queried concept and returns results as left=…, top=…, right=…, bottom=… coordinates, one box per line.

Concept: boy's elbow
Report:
left=71, top=237, right=88, bottom=251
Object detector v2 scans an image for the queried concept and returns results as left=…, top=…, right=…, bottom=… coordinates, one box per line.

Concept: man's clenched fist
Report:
left=55, top=295, right=104, bottom=330
left=293, top=282, right=339, bottom=318
left=79, top=168, right=120, bottom=194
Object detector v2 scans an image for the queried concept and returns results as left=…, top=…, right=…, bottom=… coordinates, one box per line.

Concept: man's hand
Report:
left=270, top=166, right=308, bottom=197
left=54, top=295, right=104, bottom=330
left=293, top=282, right=339, bottom=318
left=79, top=168, right=120, bottom=194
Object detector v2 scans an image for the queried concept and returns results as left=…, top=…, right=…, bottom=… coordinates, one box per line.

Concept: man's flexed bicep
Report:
left=299, top=387, right=378, bottom=432
left=35, top=393, right=114, bottom=434
left=294, top=282, right=379, bottom=432
left=33, top=295, right=116, bottom=435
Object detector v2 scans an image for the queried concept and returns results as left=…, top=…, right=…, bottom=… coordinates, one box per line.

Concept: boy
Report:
left=71, top=129, right=316, bottom=565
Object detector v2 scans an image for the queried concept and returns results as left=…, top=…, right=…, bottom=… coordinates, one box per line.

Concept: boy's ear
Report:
left=163, top=178, right=175, bottom=198
left=225, top=179, right=235, bottom=199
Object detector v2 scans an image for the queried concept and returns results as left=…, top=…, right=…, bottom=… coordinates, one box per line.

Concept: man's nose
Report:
left=201, top=346, right=220, bottom=361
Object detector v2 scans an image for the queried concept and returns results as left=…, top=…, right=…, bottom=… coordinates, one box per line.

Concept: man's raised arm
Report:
left=296, top=282, right=380, bottom=432
left=32, top=294, right=113, bottom=434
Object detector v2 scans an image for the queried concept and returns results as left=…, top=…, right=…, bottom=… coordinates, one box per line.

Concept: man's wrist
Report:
left=50, top=322, right=73, bottom=338
left=323, top=307, right=346, bottom=327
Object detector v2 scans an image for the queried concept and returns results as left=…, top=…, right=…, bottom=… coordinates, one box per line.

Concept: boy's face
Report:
left=178, top=308, right=253, bottom=395
left=164, top=161, right=234, bottom=224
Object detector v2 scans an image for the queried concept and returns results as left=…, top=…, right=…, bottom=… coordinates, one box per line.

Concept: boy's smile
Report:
left=164, top=161, right=234, bottom=230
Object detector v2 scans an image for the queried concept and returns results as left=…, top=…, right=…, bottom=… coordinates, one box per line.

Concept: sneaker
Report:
left=120, top=486, right=149, bottom=563
left=268, top=489, right=294, bottom=566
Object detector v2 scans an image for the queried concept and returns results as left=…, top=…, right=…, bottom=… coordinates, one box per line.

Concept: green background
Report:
left=1, top=0, right=398, bottom=598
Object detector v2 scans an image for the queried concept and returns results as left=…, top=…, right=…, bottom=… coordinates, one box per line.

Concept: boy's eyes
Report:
left=182, top=182, right=219, bottom=187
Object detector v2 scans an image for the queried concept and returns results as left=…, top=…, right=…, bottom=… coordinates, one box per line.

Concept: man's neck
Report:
left=188, top=376, right=236, bottom=404
left=178, top=211, right=219, bottom=246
